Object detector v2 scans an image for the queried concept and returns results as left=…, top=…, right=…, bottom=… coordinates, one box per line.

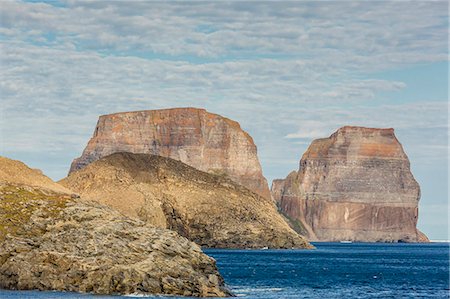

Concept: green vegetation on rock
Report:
left=0, top=184, right=70, bottom=241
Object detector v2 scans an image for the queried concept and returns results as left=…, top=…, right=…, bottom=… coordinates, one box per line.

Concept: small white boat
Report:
left=340, top=240, right=353, bottom=244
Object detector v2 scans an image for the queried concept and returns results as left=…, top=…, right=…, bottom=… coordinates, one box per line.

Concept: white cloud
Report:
left=0, top=0, right=447, bottom=66
left=285, top=120, right=334, bottom=139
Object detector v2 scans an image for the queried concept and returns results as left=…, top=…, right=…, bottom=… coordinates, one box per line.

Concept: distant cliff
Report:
left=272, top=126, right=428, bottom=242
left=70, top=108, right=271, bottom=199
left=0, top=156, right=231, bottom=297
left=62, top=152, right=312, bottom=249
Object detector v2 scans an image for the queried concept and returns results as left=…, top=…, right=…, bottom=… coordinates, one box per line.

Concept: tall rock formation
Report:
left=0, top=156, right=231, bottom=297
left=69, top=108, right=270, bottom=199
left=272, top=126, right=427, bottom=242
left=61, top=152, right=312, bottom=249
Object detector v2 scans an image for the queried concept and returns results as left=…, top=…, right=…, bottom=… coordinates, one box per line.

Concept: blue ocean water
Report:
left=1, top=243, right=448, bottom=298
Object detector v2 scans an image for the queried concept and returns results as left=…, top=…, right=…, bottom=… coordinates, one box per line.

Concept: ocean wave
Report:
left=233, top=287, right=284, bottom=293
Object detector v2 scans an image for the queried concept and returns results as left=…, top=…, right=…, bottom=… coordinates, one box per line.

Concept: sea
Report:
left=1, top=242, right=449, bottom=299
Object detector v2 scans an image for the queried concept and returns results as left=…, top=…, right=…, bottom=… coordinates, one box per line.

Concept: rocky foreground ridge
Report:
left=61, top=152, right=312, bottom=249
left=69, top=108, right=271, bottom=199
left=272, top=126, right=429, bottom=243
left=0, top=157, right=231, bottom=297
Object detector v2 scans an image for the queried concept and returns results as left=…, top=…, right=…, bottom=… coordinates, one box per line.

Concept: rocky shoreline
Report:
left=0, top=158, right=232, bottom=297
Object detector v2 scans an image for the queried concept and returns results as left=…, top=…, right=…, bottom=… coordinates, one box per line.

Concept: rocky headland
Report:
left=0, top=156, right=231, bottom=297
left=69, top=108, right=271, bottom=199
left=61, top=152, right=312, bottom=249
left=272, top=126, right=428, bottom=243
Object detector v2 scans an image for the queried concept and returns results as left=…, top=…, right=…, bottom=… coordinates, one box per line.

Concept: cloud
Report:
left=285, top=120, right=334, bottom=139
left=0, top=1, right=447, bottom=208
left=1, top=1, right=447, bottom=66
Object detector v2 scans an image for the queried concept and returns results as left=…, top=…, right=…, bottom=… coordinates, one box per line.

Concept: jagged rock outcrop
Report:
left=69, top=108, right=270, bottom=199
left=272, top=126, right=428, bottom=242
left=0, top=157, right=231, bottom=297
left=61, top=152, right=312, bottom=249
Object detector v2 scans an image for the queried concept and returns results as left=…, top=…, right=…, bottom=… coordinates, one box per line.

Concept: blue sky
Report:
left=0, top=0, right=448, bottom=240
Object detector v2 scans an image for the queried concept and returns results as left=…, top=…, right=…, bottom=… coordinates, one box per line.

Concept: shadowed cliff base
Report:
left=0, top=156, right=232, bottom=297
left=271, top=126, right=428, bottom=243
left=61, top=152, right=312, bottom=249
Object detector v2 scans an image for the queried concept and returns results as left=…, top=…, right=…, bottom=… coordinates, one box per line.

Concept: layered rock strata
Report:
left=0, top=157, right=230, bottom=297
left=272, top=126, right=427, bottom=242
left=69, top=108, right=270, bottom=199
left=61, top=152, right=312, bottom=249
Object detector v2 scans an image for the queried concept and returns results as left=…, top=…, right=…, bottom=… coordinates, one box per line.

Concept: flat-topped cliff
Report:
left=61, top=152, right=312, bottom=249
left=69, top=108, right=270, bottom=199
left=272, top=126, right=428, bottom=242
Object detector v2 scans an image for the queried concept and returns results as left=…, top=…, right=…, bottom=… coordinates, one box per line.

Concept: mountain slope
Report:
left=61, top=152, right=312, bottom=249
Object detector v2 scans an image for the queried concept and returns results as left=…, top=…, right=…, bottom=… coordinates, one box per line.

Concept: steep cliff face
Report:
left=270, top=179, right=286, bottom=204
left=61, top=152, right=312, bottom=249
left=0, top=157, right=231, bottom=297
left=70, top=108, right=270, bottom=199
left=272, top=126, right=427, bottom=242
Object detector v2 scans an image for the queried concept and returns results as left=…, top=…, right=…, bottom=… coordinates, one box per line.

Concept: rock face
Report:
left=61, top=152, right=312, bottom=249
left=69, top=108, right=271, bottom=199
left=270, top=179, right=286, bottom=205
left=272, top=126, right=427, bottom=242
left=0, top=157, right=231, bottom=297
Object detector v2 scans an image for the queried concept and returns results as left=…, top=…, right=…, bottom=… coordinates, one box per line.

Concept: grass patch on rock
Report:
left=0, top=184, right=71, bottom=241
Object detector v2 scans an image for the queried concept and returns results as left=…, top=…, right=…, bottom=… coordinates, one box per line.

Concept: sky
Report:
left=0, top=0, right=448, bottom=240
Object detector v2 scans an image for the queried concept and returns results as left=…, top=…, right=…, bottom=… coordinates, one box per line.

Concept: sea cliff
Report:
left=70, top=108, right=270, bottom=199
left=272, top=126, right=428, bottom=242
